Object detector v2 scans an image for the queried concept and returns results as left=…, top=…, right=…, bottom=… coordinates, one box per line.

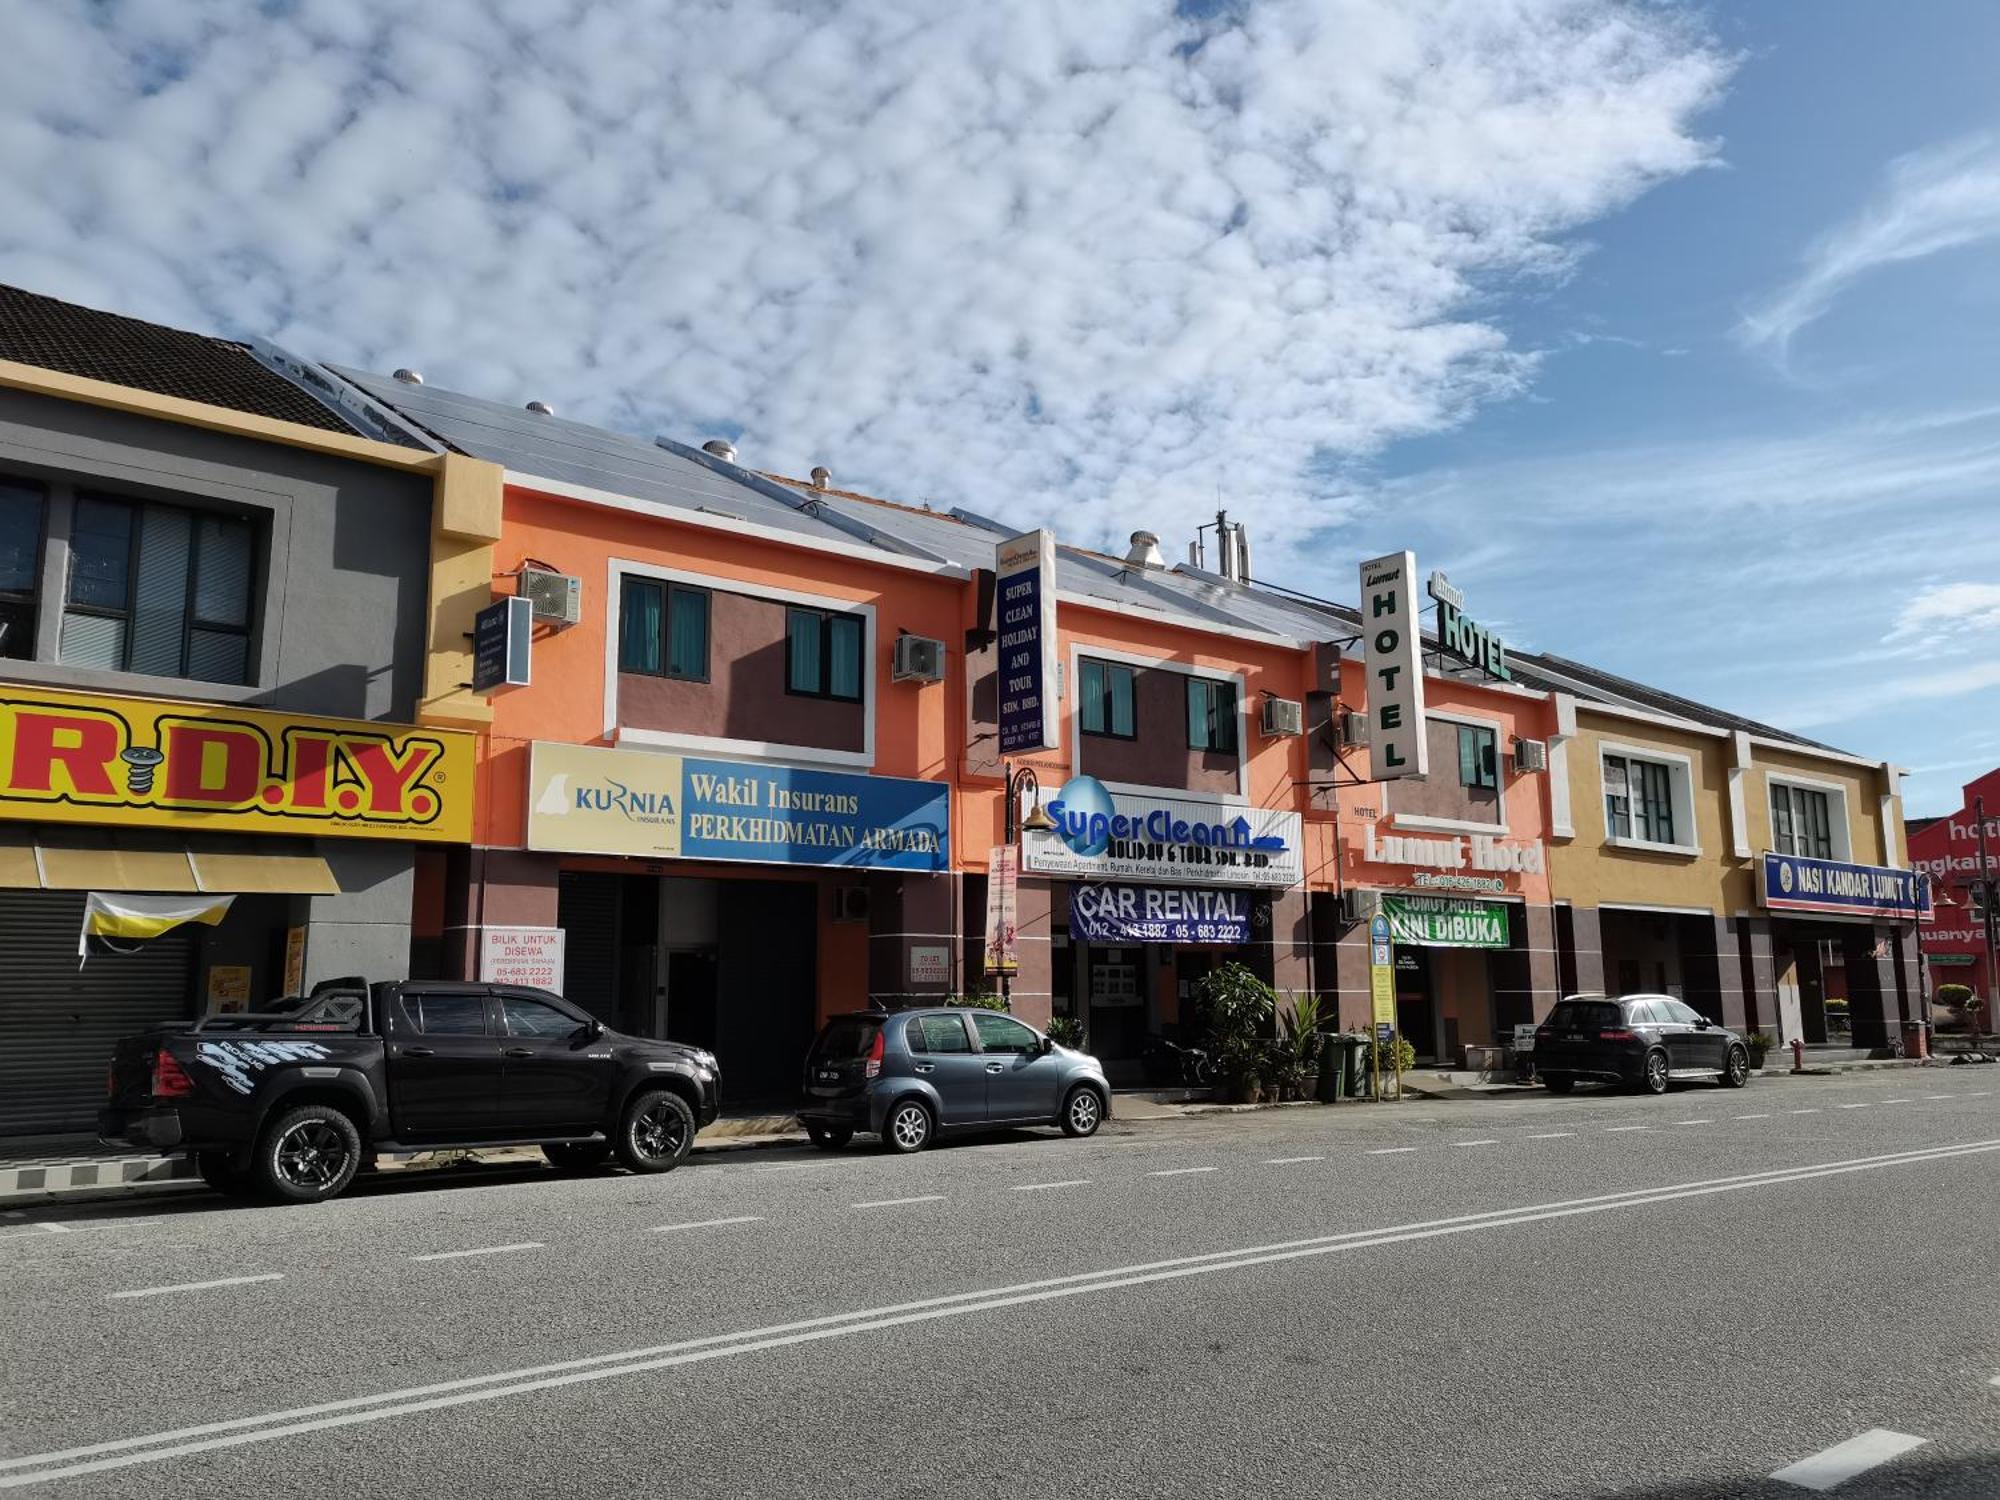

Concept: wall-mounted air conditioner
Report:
left=892, top=634, right=946, bottom=683
left=1339, top=889, right=1369, bottom=925
left=518, top=567, right=582, bottom=626
left=1514, top=738, right=1549, bottom=773
left=1260, top=697, right=1304, bottom=737
left=1337, top=711, right=1368, bottom=748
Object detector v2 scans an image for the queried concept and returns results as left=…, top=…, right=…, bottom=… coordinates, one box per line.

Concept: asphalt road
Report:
left=2, top=1069, right=1996, bottom=1498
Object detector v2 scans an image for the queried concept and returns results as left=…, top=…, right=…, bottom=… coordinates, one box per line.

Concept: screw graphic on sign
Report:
left=119, top=747, right=164, bottom=794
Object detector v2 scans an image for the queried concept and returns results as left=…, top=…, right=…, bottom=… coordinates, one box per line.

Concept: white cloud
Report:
left=0, top=0, right=1726, bottom=559
left=1887, top=582, right=2000, bottom=645
left=1774, top=662, right=2000, bottom=731
left=1739, top=131, right=2000, bottom=364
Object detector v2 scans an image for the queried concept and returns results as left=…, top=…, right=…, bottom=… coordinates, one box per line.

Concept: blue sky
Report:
left=0, top=2, right=1993, bottom=813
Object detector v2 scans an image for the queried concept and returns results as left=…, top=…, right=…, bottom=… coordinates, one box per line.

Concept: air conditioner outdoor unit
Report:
left=892, top=634, right=946, bottom=683
left=1260, top=697, right=1304, bottom=738
left=1339, top=889, right=1368, bottom=925
left=1337, top=711, right=1368, bottom=748
left=518, top=567, right=582, bottom=626
left=833, top=886, right=870, bottom=923
left=1513, top=737, right=1549, bottom=773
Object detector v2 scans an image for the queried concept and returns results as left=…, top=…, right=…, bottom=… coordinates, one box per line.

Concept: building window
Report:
left=1770, top=783, right=1834, bottom=859
left=618, top=578, right=710, bottom=681
left=786, top=606, right=864, bottom=701
left=1186, top=677, right=1238, bottom=753
left=0, top=478, right=45, bottom=661
left=60, top=493, right=254, bottom=684
left=1079, top=659, right=1135, bottom=738
left=1604, top=753, right=1677, bottom=845
left=1456, top=723, right=1498, bottom=789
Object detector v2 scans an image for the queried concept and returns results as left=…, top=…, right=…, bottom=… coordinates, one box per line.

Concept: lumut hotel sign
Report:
left=1358, top=551, right=1427, bottom=780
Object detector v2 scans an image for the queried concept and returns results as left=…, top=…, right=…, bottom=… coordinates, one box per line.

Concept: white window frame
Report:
left=1387, top=708, right=1508, bottom=835
left=1597, top=741, right=1700, bottom=857
left=1066, top=643, right=1248, bottom=803
left=605, top=558, right=876, bottom=769
left=1766, top=771, right=1852, bottom=863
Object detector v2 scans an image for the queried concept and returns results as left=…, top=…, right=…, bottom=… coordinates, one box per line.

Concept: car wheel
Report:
left=1721, top=1045, right=1749, bottom=1088
left=806, top=1124, right=853, bottom=1151
left=542, top=1142, right=611, bottom=1172
left=196, top=1150, right=249, bottom=1196
left=254, top=1105, right=362, bottom=1205
left=1060, top=1086, right=1104, bottom=1138
left=882, top=1098, right=933, bottom=1153
left=616, top=1089, right=695, bottom=1174
left=1542, top=1073, right=1574, bottom=1095
left=1639, top=1049, right=1670, bottom=1095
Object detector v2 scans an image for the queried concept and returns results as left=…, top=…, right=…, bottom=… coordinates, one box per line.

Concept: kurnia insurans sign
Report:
left=0, top=689, right=472, bottom=841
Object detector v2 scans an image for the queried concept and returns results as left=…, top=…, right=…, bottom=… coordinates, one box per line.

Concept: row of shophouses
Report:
left=0, top=285, right=1936, bottom=1135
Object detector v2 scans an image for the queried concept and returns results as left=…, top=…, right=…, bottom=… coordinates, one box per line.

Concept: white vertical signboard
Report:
left=995, top=529, right=1058, bottom=754
left=1359, top=551, right=1428, bottom=779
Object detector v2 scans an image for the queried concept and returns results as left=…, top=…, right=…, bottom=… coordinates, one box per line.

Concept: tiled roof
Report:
left=0, top=284, right=365, bottom=436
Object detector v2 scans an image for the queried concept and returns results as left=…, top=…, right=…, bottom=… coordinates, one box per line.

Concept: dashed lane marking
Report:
left=1452, top=1140, right=1499, bottom=1148
left=1880, top=1098, right=1912, bottom=1104
left=1011, top=1180, right=1091, bottom=1192
left=1264, top=1156, right=1323, bottom=1165
left=648, top=1217, right=763, bottom=1233
left=1365, top=1147, right=1417, bottom=1155
left=410, top=1243, right=544, bottom=1263
left=851, top=1196, right=946, bottom=1209
left=1789, top=1108, right=1821, bottom=1115
left=1526, top=1132, right=1575, bottom=1139
left=1734, top=1114, right=1770, bottom=1120
left=1924, top=1094, right=1954, bottom=1100
left=1146, top=1167, right=1218, bottom=1178
left=1605, top=1125, right=1651, bottom=1133
left=1837, top=1103, right=1872, bottom=1110
left=109, top=1274, right=283, bottom=1300
left=1769, top=1428, right=1928, bottom=1491
left=1676, top=1120, right=1713, bottom=1126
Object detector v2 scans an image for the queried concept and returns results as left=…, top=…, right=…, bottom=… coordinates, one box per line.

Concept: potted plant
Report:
left=1277, top=991, right=1326, bottom=1101
left=1742, top=1029, right=1774, bottom=1070
left=1047, top=1015, right=1087, bottom=1050
left=1197, top=962, right=1276, bottom=1103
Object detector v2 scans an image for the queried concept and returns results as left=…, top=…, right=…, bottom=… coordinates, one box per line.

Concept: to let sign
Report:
left=995, top=529, right=1057, bottom=754
left=479, top=926, right=567, bottom=992
left=1358, top=551, right=1428, bottom=779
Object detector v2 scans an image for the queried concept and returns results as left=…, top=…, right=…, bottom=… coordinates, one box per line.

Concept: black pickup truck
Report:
left=100, top=980, right=721, bottom=1204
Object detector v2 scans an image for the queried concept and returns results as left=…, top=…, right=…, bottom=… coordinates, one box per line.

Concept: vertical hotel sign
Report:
left=1358, top=551, right=1427, bottom=779
left=996, top=529, right=1058, bottom=754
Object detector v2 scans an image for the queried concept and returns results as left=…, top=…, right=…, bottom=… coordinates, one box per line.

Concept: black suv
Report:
left=1534, top=993, right=1750, bottom=1094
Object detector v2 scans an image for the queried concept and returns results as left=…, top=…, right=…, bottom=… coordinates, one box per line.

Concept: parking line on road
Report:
left=1526, top=1132, right=1574, bottom=1139
left=851, top=1195, right=946, bottom=1209
left=109, top=1273, right=282, bottom=1300
left=1011, top=1180, right=1091, bottom=1192
left=410, top=1243, right=543, bottom=1263
left=1365, top=1147, right=1417, bottom=1155
left=648, top=1217, right=763, bottom=1234
left=1264, top=1156, right=1323, bottom=1164
left=1146, top=1167, right=1218, bottom=1177
left=1605, top=1125, right=1650, bottom=1133
left=1769, top=1428, right=1928, bottom=1491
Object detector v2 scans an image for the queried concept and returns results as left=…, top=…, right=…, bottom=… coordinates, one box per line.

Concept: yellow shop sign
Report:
left=0, top=687, right=472, bottom=842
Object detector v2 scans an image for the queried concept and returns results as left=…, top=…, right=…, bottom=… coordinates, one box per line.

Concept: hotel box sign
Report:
left=1023, top=775, right=1302, bottom=889
left=1358, top=551, right=1427, bottom=779
left=1759, top=852, right=1931, bottom=922
left=527, top=741, right=948, bottom=872
left=0, top=687, right=472, bottom=842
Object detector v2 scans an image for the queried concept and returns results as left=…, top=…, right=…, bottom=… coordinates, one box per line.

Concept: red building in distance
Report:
left=1909, top=766, right=2000, bottom=1022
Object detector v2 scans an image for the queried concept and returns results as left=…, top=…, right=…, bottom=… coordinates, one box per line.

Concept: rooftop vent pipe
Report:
left=525, top=400, right=555, bottom=416
left=702, top=439, right=738, bottom=462
left=810, top=465, right=832, bottom=490
left=1125, top=530, right=1166, bottom=569
left=392, top=368, right=423, bottom=385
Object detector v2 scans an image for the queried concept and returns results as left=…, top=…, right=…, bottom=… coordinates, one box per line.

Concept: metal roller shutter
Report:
left=0, top=891, right=197, bottom=1136
left=556, top=872, right=621, bottom=1023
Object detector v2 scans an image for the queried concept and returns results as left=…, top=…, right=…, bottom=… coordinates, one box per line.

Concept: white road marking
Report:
left=1880, top=1098, right=1912, bottom=1104
left=13, top=1138, right=1997, bottom=1490
left=1264, top=1156, right=1323, bottom=1164
left=1968, top=1091, right=1992, bottom=1097
left=109, top=1273, right=283, bottom=1300
left=1789, top=1108, right=1821, bottom=1115
left=1676, top=1120, right=1713, bottom=1127
left=850, top=1195, right=945, bottom=1209
left=1146, top=1167, right=1218, bottom=1177
left=410, top=1243, right=543, bottom=1263
left=1733, top=1114, right=1770, bottom=1120
left=1923, top=1094, right=1953, bottom=1100
left=1837, top=1103, right=1872, bottom=1110
left=1606, top=1125, right=1651, bottom=1133
left=1526, top=1132, right=1575, bottom=1140
left=1011, top=1180, right=1091, bottom=1192
left=648, top=1217, right=763, bottom=1233
left=1365, top=1147, right=1417, bottom=1155
left=1452, top=1139, right=1499, bottom=1148
left=1769, top=1428, right=1928, bottom=1491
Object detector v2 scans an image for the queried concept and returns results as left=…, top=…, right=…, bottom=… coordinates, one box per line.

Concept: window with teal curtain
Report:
left=1187, top=678, right=1238, bottom=753
left=1109, top=666, right=1134, bottom=736
left=828, top=614, right=863, bottom=700
left=1457, top=724, right=1496, bottom=788
left=619, top=579, right=663, bottom=673
left=787, top=607, right=822, bottom=693
left=666, top=587, right=708, bottom=680
left=1080, top=659, right=1134, bottom=737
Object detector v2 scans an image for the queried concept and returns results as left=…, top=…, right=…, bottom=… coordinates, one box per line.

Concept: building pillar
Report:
left=1737, top=914, right=1778, bottom=1037
left=1248, top=886, right=1313, bottom=997
left=1842, top=925, right=1898, bottom=1052
left=300, top=840, right=416, bottom=990
left=1491, top=902, right=1559, bottom=1034
left=1566, top=905, right=1606, bottom=996
left=866, top=871, right=957, bottom=1009
left=1006, top=875, right=1055, bottom=1030
left=1330, top=901, right=1372, bottom=1033
left=1680, top=914, right=1745, bottom=1030
left=440, top=846, right=560, bottom=981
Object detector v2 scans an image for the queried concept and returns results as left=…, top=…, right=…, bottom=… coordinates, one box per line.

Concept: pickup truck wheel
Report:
left=196, top=1150, right=249, bottom=1196
left=255, top=1105, right=362, bottom=1204
left=616, top=1089, right=695, bottom=1173
left=542, top=1143, right=611, bottom=1172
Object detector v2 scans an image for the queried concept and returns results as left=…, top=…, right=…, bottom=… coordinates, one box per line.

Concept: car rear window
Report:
left=1548, top=1001, right=1621, bottom=1032
left=812, top=1017, right=882, bottom=1062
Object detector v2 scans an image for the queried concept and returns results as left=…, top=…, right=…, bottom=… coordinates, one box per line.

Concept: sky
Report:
left=0, top=1, right=1993, bottom=814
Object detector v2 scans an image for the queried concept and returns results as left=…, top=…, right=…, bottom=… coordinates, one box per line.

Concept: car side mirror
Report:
left=1038, top=1036, right=1055, bottom=1055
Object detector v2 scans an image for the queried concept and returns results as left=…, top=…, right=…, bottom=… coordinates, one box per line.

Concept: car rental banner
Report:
left=1070, top=883, right=1253, bottom=945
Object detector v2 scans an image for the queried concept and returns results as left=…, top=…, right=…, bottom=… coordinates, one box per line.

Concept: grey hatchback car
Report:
left=799, top=1008, right=1111, bottom=1153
